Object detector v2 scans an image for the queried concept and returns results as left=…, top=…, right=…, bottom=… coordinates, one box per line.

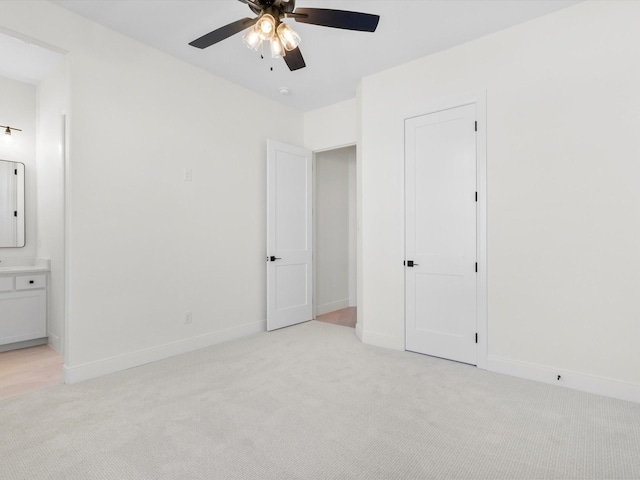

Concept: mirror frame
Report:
left=0, top=159, right=26, bottom=248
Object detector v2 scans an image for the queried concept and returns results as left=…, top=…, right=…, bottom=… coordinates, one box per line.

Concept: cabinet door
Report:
left=0, top=290, right=47, bottom=345
left=0, top=277, right=12, bottom=292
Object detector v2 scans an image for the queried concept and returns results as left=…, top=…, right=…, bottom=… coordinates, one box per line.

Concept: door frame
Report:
left=403, top=92, right=487, bottom=369
left=311, top=143, right=357, bottom=321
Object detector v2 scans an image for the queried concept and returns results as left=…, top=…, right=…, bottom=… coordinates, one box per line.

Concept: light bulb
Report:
left=277, top=22, right=300, bottom=51
left=243, top=27, right=262, bottom=50
left=270, top=36, right=285, bottom=59
left=256, top=14, right=276, bottom=41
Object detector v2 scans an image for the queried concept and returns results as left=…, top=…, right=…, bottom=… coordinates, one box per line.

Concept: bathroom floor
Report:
left=0, top=345, right=63, bottom=400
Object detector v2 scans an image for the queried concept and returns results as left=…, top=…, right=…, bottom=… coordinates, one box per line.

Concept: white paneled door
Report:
left=405, top=104, right=478, bottom=365
left=267, top=140, right=313, bottom=331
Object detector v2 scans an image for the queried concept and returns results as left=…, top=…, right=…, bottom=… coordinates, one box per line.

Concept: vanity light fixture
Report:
left=1, top=125, right=22, bottom=142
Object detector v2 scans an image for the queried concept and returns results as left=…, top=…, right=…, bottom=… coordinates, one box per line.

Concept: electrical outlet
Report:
left=184, top=311, right=192, bottom=324
left=183, top=169, right=192, bottom=182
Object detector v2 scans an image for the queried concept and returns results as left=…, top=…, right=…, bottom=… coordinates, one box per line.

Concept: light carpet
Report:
left=1, top=320, right=639, bottom=479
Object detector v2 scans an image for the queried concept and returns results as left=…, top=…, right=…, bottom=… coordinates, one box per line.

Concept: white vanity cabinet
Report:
left=0, top=271, right=48, bottom=349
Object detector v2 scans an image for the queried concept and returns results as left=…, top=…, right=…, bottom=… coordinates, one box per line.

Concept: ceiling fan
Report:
left=189, top=0, right=380, bottom=71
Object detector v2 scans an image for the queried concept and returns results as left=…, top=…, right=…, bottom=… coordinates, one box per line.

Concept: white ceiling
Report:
left=45, top=1, right=579, bottom=111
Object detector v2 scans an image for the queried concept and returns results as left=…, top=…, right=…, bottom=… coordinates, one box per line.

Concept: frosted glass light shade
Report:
left=270, top=37, right=285, bottom=58
left=277, top=22, right=300, bottom=51
left=256, top=14, right=276, bottom=41
left=243, top=27, right=262, bottom=50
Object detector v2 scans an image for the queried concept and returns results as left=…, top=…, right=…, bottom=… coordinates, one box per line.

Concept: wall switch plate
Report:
left=184, top=169, right=192, bottom=182
left=184, top=311, right=192, bottom=324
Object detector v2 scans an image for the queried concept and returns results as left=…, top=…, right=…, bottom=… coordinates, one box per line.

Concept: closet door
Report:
left=405, top=104, right=477, bottom=365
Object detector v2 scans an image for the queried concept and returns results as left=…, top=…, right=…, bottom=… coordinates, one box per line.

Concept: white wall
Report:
left=304, top=99, right=357, bottom=152
left=0, top=75, right=36, bottom=258
left=358, top=0, right=640, bottom=400
left=315, top=146, right=356, bottom=315
left=36, top=57, right=68, bottom=353
left=2, top=1, right=304, bottom=381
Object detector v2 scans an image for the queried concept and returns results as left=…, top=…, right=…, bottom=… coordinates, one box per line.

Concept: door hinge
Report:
left=475, top=262, right=478, bottom=273
left=475, top=191, right=477, bottom=202
left=475, top=333, right=478, bottom=344
left=14, top=211, right=17, bottom=217
left=474, top=121, right=477, bottom=132
left=14, top=169, right=18, bottom=175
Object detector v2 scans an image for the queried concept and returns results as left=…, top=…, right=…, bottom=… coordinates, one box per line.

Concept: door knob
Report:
left=407, top=260, right=419, bottom=267
left=269, top=256, right=282, bottom=262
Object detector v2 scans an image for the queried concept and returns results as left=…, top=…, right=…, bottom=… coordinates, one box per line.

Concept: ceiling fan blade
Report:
left=293, top=8, right=380, bottom=32
left=283, top=47, right=306, bottom=71
left=189, top=17, right=258, bottom=49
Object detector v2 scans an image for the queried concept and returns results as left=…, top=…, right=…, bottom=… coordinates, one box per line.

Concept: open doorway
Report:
left=0, top=30, right=67, bottom=399
left=313, top=145, right=357, bottom=328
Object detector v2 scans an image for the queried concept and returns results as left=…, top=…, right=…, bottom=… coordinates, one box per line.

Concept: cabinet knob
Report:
left=29, top=280, right=34, bottom=284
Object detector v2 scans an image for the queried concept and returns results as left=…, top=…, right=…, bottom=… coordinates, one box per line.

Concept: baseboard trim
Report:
left=47, top=333, right=62, bottom=354
left=488, top=355, right=640, bottom=404
left=63, top=320, right=266, bottom=384
left=360, top=328, right=404, bottom=351
left=0, top=337, right=47, bottom=353
left=315, top=299, right=350, bottom=316
left=355, top=322, right=363, bottom=342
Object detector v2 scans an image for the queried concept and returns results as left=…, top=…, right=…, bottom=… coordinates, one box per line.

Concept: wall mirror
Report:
left=0, top=159, right=25, bottom=247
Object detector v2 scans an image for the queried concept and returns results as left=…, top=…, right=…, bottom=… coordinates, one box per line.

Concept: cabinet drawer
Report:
left=16, top=274, right=47, bottom=290
left=0, top=277, right=13, bottom=292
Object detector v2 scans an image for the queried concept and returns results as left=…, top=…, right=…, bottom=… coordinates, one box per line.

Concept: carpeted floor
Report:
left=1, top=320, right=639, bottom=479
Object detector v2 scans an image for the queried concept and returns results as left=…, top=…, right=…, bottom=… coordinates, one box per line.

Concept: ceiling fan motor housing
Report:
left=249, top=0, right=296, bottom=16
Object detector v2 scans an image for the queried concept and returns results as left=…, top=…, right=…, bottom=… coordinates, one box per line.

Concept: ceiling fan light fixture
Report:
left=256, top=14, right=276, bottom=41
left=270, top=36, right=286, bottom=59
left=277, top=22, right=300, bottom=51
left=243, top=27, right=262, bottom=50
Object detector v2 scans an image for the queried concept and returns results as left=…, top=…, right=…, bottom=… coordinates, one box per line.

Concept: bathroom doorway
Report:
left=0, top=31, right=68, bottom=399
